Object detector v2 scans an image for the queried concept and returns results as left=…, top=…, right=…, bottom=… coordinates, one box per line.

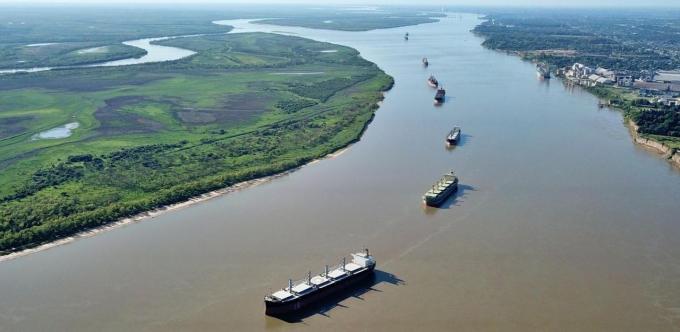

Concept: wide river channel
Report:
left=2, top=14, right=680, bottom=331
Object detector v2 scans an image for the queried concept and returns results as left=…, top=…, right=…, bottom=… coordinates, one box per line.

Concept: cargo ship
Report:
left=434, top=87, right=446, bottom=103
left=422, top=57, right=429, bottom=67
left=427, top=75, right=439, bottom=88
left=264, top=249, right=376, bottom=317
left=446, top=126, right=461, bottom=144
left=537, top=64, right=551, bottom=79
left=423, top=171, right=458, bottom=207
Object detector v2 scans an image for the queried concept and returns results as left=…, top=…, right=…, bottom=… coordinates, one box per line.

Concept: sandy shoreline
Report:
left=0, top=146, right=352, bottom=263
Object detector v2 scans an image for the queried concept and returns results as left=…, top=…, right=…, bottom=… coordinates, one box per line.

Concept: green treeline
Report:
left=473, top=11, right=680, bottom=71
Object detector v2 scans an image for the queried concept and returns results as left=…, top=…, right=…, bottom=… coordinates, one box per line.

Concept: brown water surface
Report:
left=2, top=14, right=680, bottom=331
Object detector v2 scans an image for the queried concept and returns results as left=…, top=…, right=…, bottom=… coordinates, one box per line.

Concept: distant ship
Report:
left=264, top=249, right=376, bottom=317
left=537, top=64, right=551, bottom=79
left=434, top=87, right=446, bottom=103
left=422, top=57, right=429, bottom=67
left=423, top=171, right=458, bottom=207
left=446, top=126, right=461, bottom=144
left=427, top=75, right=439, bottom=88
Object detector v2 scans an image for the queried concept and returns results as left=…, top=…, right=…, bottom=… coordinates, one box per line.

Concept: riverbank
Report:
left=0, top=32, right=394, bottom=255
left=471, top=34, right=680, bottom=170
left=562, top=76, right=679, bottom=169
left=627, top=120, right=680, bottom=168
left=0, top=141, right=359, bottom=262
left=0, top=73, right=390, bottom=260
left=582, top=83, right=680, bottom=169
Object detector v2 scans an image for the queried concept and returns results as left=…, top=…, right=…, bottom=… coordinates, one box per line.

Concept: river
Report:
left=2, top=14, right=680, bottom=331
left=0, top=37, right=196, bottom=75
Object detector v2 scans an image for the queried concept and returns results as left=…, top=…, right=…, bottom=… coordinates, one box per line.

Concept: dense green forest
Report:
left=631, top=106, right=680, bottom=138
left=473, top=10, right=680, bottom=72
left=0, top=32, right=393, bottom=253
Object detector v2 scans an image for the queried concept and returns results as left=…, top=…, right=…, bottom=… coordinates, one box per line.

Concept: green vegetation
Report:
left=0, top=32, right=393, bottom=253
left=0, top=5, right=441, bottom=69
left=0, top=6, right=234, bottom=69
left=472, top=10, right=680, bottom=151
left=0, top=43, right=147, bottom=69
left=473, top=10, right=680, bottom=72
left=587, top=85, right=680, bottom=149
left=255, top=13, right=442, bottom=31
left=0, top=7, right=232, bottom=44
left=633, top=109, right=680, bottom=138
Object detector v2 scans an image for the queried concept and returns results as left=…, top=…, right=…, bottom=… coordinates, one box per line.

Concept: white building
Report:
left=570, top=63, right=593, bottom=78
left=654, top=70, right=680, bottom=83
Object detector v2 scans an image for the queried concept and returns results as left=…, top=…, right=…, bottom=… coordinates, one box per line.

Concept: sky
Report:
left=2, top=0, right=679, bottom=7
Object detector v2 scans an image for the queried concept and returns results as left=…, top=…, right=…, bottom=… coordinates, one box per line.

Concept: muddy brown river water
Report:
left=2, top=14, right=680, bottom=331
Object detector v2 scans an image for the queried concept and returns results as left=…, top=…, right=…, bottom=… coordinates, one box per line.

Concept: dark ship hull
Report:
left=446, top=127, right=461, bottom=144
left=434, top=90, right=445, bottom=103
left=265, top=264, right=375, bottom=317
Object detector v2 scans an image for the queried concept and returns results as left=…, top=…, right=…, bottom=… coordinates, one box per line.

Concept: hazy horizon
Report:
left=1, top=0, right=679, bottom=8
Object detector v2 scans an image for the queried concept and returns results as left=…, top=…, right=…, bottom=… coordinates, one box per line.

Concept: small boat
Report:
left=434, top=87, right=446, bottom=103
left=422, top=57, right=429, bottom=67
left=423, top=171, right=459, bottom=207
left=427, top=75, right=439, bottom=88
left=446, top=127, right=461, bottom=144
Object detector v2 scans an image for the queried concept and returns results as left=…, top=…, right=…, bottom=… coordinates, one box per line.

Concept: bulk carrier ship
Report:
left=434, top=87, right=446, bottom=103
left=537, top=64, right=551, bottom=79
left=446, top=127, right=461, bottom=144
left=423, top=171, right=458, bottom=207
left=264, top=249, right=376, bottom=316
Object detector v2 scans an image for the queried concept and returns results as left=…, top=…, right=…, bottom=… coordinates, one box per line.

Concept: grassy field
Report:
left=254, top=12, right=442, bottom=31
left=0, top=6, right=235, bottom=69
left=0, top=42, right=148, bottom=69
left=0, top=32, right=393, bottom=253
